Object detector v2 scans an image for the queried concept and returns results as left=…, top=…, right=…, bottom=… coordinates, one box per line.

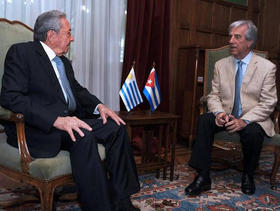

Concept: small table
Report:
left=118, top=111, right=180, bottom=181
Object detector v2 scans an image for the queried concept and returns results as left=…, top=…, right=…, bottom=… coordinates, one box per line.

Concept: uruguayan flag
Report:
left=143, top=68, right=161, bottom=111
left=119, top=68, right=143, bottom=111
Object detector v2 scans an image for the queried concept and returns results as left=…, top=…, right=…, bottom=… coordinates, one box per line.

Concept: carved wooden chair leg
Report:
left=270, top=147, right=280, bottom=189
left=38, top=183, right=56, bottom=211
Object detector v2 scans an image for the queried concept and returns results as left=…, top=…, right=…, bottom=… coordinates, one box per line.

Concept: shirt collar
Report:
left=40, top=41, right=56, bottom=61
left=235, top=51, right=253, bottom=66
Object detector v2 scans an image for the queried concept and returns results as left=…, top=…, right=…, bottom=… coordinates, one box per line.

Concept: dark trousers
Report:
left=61, top=118, right=140, bottom=211
left=189, top=113, right=265, bottom=177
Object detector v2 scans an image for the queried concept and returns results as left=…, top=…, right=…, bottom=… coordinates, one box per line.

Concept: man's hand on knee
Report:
left=225, top=115, right=247, bottom=133
left=98, top=104, right=126, bottom=126
left=215, top=112, right=229, bottom=127
left=53, top=116, right=92, bottom=141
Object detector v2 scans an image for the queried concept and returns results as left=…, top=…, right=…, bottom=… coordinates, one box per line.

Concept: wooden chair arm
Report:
left=199, top=96, right=207, bottom=115
left=0, top=107, right=33, bottom=173
left=271, top=105, right=280, bottom=134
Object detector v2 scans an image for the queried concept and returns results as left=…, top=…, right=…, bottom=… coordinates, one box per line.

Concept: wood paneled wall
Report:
left=169, top=0, right=280, bottom=142
left=258, top=0, right=280, bottom=91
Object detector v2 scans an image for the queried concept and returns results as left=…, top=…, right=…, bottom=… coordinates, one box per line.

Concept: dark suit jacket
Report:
left=0, top=41, right=102, bottom=158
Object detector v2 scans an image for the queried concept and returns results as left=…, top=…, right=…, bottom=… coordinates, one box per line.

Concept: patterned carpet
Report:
left=133, top=165, right=280, bottom=210
left=0, top=152, right=280, bottom=210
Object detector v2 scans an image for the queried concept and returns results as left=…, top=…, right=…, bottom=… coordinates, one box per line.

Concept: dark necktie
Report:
left=232, top=61, right=243, bottom=118
left=53, top=56, right=76, bottom=111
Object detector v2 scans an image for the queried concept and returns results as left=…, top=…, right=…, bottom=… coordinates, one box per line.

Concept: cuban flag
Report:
left=119, top=68, right=143, bottom=111
left=143, top=68, right=161, bottom=111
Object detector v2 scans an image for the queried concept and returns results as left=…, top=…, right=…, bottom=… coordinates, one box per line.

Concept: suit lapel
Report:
left=34, top=41, right=67, bottom=104
left=242, top=53, right=257, bottom=89
left=60, top=56, right=79, bottom=103
left=228, top=56, right=236, bottom=101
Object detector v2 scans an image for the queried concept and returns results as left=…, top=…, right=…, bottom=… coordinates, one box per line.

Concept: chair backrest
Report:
left=0, top=18, right=33, bottom=89
left=203, top=45, right=268, bottom=96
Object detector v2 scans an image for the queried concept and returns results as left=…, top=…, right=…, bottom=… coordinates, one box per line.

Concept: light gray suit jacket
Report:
left=207, top=53, right=277, bottom=137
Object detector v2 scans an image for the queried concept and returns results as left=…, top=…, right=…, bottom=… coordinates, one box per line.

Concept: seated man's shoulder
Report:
left=215, top=56, right=233, bottom=68
left=253, top=54, right=276, bottom=71
left=11, top=41, right=34, bottom=49
left=10, top=41, right=34, bottom=53
left=218, top=55, right=232, bottom=63
left=8, top=41, right=37, bottom=57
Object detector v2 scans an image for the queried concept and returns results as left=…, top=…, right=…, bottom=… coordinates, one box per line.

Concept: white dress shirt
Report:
left=40, top=41, right=68, bottom=101
left=40, top=41, right=100, bottom=114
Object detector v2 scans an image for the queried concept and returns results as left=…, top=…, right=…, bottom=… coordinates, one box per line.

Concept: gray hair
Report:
left=229, top=20, right=258, bottom=49
left=33, top=10, right=66, bottom=41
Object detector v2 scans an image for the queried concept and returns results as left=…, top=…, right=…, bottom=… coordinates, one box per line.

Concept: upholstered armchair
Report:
left=201, top=45, right=280, bottom=189
left=0, top=18, right=105, bottom=210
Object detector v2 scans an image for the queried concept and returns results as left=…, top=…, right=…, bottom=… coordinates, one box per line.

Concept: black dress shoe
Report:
left=241, top=173, right=255, bottom=195
left=115, top=197, right=140, bottom=211
left=185, top=175, right=211, bottom=196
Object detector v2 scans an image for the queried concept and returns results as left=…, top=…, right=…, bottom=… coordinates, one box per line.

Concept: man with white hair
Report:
left=1, top=10, right=140, bottom=211
left=185, top=20, right=277, bottom=196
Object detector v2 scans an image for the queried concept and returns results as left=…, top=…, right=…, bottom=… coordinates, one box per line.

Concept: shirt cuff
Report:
left=214, top=111, right=223, bottom=116
left=93, top=104, right=102, bottom=114
left=243, top=119, right=250, bottom=124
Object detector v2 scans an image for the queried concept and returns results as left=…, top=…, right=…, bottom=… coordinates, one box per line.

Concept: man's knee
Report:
left=240, top=123, right=265, bottom=146
left=198, top=112, right=215, bottom=125
left=106, top=118, right=126, bottom=132
left=99, top=119, right=129, bottom=142
left=242, top=123, right=264, bottom=137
